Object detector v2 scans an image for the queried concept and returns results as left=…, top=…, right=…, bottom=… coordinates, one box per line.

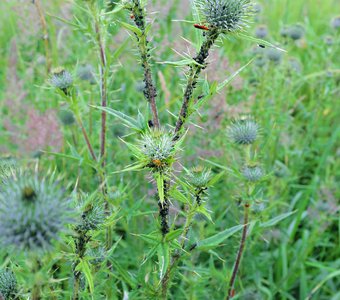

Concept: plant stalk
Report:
left=33, top=0, right=51, bottom=73
left=173, top=29, right=220, bottom=140
left=226, top=203, right=250, bottom=300
left=130, top=0, right=160, bottom=128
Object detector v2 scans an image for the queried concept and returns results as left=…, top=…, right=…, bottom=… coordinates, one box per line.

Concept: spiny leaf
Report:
left=260, top=210, right=297, bottom=228
left=197, top=224, right=244, bottom=249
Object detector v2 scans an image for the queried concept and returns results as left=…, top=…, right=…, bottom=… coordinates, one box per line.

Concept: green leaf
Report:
left=217, top=57, right=255, bottom=91
left=157, top=242, right=170, bottom=279
left=237, top=33, right=286, bottom=52
left=170, top=188, right=190, bottom=205
left=91, top=106, right=142, bottom=132
left=260, top=210, right=297, bottom=228
left=165, top=229, right=183, bottom=242
left=76, top=259, right=94, bottom=295
left=197, top=224, right=244, bottom=249
left=117, top=20, right=142, bottom=36
left=157, top=58, right=204, bottom=67
left=110, top=260, right=137, bottom=289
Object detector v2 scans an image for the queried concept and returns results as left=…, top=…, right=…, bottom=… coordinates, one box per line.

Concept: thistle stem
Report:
left=130, top=0, right=160, bottom=128
left=226, top=203, right=250, bottom=300
left=161, top=204, right=197, bottom=297
left=173, top=29, right=220, bottom=140
left=158, top=179, right=170, bottom=236
left=75, top=115, right=97, bottom=161
left=33, top=0, right=51, bottom=73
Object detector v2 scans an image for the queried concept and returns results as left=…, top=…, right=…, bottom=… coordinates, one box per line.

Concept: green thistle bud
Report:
left=331, top=16, right=340, bottom=30
left=58, top=109, right=75, bottom=126
left=255, top=24, right=268, bottom=38
left=139, top=130, right=176, bottom=170
left=266, top=47, right=283, bottom=63
left=50, top=67, right=73, bottom=94
left=186, top=166, right=212, bottom=188
left=228, top=118, right=259, bottom=145
left=287, top=24, right=305, bottom=40
left=196, top=0, right=254, bottom=33
left=76, top=203, right=105, bottom=232
left=0, top=173, right=73, bottom=252
left=0, top=269, right=17, bottom=300
left=87, top=247, right=106, bottom=265
left=242, top=165, right=263, bottom=182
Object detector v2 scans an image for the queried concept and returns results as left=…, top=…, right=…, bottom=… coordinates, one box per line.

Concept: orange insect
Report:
left=130, top=14, right=135, bottom=20
left=194, top=24, right=209, bottom=31
left=152, top=159, right=163, bottom=167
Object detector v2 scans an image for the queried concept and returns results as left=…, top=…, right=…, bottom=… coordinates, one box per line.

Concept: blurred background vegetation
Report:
left=0, top=0, right=339, bottom=299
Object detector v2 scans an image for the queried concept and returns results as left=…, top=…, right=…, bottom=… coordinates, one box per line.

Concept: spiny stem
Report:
left=173, top=29, right=220, bottom=140
left=130, top=0, right=160, bottom=128
left=93, top=5, right=108, bottom=167
left=33, top=0, right=51, bottom=73
left=161, top=204, right=197, bottom=297
left=158, top=179, right=170, bottom=236
left=226, top=203, right=250, bottom=300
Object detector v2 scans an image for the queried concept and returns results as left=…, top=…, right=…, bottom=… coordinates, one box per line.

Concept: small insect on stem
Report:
left=130, top=14, right=135, bottom=20
left=258, top=44, right=266, bottom=48
left=194, top=24, right=209, bottom=31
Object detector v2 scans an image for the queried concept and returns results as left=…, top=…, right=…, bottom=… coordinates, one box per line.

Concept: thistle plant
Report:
left=0, top=269, right=17, bottom=300
left=72, top=193, right=105, bottom=300
left=0, top=172, right=72, bottom=252
left=226, top=117, right=264, bottom=299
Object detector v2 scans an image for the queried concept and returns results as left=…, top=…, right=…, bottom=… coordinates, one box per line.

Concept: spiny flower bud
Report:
left=0, top=269, right=17, bottom=300
left=76, top=203, right=105, bottom=232
left=242, top=165, right=263, bottom=182
left=186, top=166, right=212, bottom=188
left=331, top=16, right=340, bottom=30
left=0, top=173, right=73, bottom=252
left=287, top=24, right=305, bottom=40
left=50, top=67, right=73, bottom=94
left=87, top=247, right=106, bottom=265
left=139, top=130, right=176, bottom=170
left=228, top=118, right=259, bottom=145
left=196, top=0, right=254, bottom=33
left=266, top=47, right=283, bottom=63
left=58, top=109, right=75, bottom=126
left=255, top=24, right=268, bottom=38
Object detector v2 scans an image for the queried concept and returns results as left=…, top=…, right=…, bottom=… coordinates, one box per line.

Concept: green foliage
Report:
left=0, top=0, right=339, bottom=299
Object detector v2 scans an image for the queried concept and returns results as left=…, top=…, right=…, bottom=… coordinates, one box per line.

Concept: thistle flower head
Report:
left=58, top=109, right=75, bottom=126
left=266, top=47, right=283, bottom=63
left=186, top=166, right=212, bottom=188
left=287, top=24, right=305, bottom=40
left=228, top=118, right=259, bottom=145
left=50, top=67, right=73, bottom=91
left=76, top=202, right=105, bottom=232
left=331, top=15, right=340, bottom=30
left=0, top=173, right=73, bottom=252
left=242, top=165, right=263, bottom=182
left=0, top=269, right=17, bottom=300
left=196, top=0, right=254, bottom=33
left=87, top=247, right=106, bottom=265
left=138, top=129, right=176, bottom=170
left=255, top=24, right=268, bottom=38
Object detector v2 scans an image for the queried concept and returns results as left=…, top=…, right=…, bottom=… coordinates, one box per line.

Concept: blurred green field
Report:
left=0, top=0, right=339, bottom=299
